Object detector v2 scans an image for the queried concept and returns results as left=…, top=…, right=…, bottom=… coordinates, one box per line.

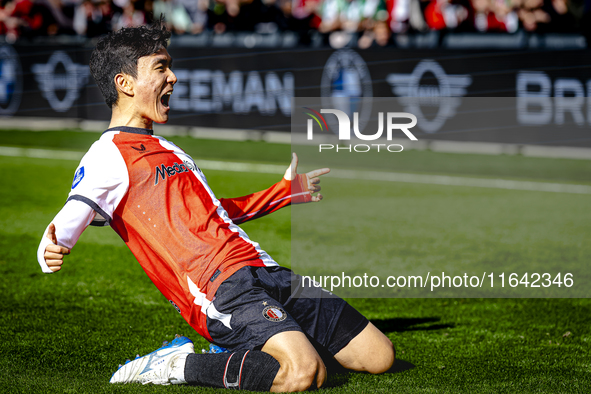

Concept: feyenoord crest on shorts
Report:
left=262, top=306, right=287, bottom=322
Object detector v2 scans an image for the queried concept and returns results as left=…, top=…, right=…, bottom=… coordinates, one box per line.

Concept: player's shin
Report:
left=184, top=350, right=280, bottom=391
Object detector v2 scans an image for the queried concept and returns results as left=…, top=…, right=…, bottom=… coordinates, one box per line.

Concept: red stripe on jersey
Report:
left=219, top=174, right=310, bottom=224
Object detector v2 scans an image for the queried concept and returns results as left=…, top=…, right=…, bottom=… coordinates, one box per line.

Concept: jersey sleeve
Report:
left=67, top=135, right=130, bottom=226
left=36, top=134, right=129, bottom=274
left=219, top=174, right=312, bottom=225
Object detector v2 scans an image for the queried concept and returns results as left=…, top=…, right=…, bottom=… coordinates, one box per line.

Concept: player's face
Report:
left=133, top=48, right=176, bottom=124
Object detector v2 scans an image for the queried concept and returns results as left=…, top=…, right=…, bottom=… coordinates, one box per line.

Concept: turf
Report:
left=1, top=129, right=590, bottom=393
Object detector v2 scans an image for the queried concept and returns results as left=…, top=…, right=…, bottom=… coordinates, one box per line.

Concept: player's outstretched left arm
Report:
left=219, top=153, right=330, bottom=224
left=283, top=152, right=330, bottom=203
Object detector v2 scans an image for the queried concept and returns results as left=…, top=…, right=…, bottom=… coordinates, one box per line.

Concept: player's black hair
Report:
left=89, top=18, right=172, bottom=109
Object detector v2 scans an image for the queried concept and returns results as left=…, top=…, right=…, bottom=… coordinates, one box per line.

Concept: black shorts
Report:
left=206, top=266, right=369, bottom=356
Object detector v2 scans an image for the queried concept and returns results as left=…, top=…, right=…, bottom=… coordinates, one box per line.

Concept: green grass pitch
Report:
left=1, top=129, right=590, bottom=393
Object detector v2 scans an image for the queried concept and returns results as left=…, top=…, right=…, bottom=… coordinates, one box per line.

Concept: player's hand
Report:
left=284, top=152, right=330, bottom=202
left=44, top=223, right=70, bottom=272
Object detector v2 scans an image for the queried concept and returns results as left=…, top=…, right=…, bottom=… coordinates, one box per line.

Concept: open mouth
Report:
left=161, top=91, right=172, bottom=107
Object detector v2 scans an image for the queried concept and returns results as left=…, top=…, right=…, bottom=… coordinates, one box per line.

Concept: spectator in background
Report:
left=471, top=0, right=518, bottom=32
left=74, top=0, right=116, bottom=36
left=0, top=0, right=588, bottom=40
left=229, top=0, right=267, bottom=31
left=291, top=0, right=320, bottom=20
left=112, top=0, right=145, bottom=29
left=386, top=0, right=429, bottom=32
left=535, top=0, right=578, bottom=32
left=249, top=0, right=289, bottom=33
left=153, top=0, right=193, bottom=34
left=423, top=0, right=469, bottom=30
left=373, top=18, right=391, bottom=42
left=387, top=0, right=409, bottom=31
left=357, top=0, right=393, bottom=47
left=206, top=0, right=274, bottom=33
left=176, top=0, right=208, bottom=33
left=0, top=0, right=45, bottom=41
left=36, top=0, right=76, bottom=35
left=358, top=19, right=391, bottom=46
left=517, top=0, right=549, bottom=31
left=317, top=0, right=388, bottom=47
left=317, top=0, right=345, bottom=33
left=207, top=0, right=241, bottom=33
left=284, top=0, right=320, bottom=43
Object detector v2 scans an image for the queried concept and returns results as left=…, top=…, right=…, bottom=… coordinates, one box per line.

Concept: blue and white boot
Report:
left=110, top=335, right=194, bottom=385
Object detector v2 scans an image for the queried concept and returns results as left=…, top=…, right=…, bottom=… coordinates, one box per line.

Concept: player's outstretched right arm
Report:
left=37, top=134, right=130, bottom=273
left=218, top=153, right=330, bottom=224
left=37, top=200, right=97, bottom=273
left=41, top=224, right=71, bottom=273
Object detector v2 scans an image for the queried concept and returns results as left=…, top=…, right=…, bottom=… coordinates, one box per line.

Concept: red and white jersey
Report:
left=37, top=126, right=311, bottom=341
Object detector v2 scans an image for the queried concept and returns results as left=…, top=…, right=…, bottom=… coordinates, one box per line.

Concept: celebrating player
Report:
left=37, top=19, right=394, bottom=392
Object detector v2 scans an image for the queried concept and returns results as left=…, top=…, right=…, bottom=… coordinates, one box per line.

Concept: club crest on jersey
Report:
left=262, top=306, right=287, bottom=322
left=72, top=166, right=84, bottom=189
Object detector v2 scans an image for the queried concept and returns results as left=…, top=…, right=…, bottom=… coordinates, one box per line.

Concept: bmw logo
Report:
left=0, top=45, right=23, bottom=116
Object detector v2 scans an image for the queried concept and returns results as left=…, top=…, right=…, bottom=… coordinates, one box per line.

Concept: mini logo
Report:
left=321, top=49, right=373, bottom=135
left=132, top=144, right=147, bottom=152
left=387, top=60, right=472, bottom=133
left=32, top=51, right=89, bottom=113
left=0, top=45, right=23, bottom=116
left=72, top=166, right=84, bottom=189
left=262, top=306, right=287, bottom=322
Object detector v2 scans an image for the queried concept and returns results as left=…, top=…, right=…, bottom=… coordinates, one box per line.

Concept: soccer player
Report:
left=36, top=19, right=394, bottom=392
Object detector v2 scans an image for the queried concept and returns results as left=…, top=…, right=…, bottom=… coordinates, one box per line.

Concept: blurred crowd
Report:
left=1, top=0, right=589, bottom=45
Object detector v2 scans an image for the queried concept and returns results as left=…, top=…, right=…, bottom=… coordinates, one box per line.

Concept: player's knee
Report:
left=292, top=362, right=319, bottom=391
left=281, top=357, right=325, bottom=392
left=366, top=340, right=395, bottom=374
